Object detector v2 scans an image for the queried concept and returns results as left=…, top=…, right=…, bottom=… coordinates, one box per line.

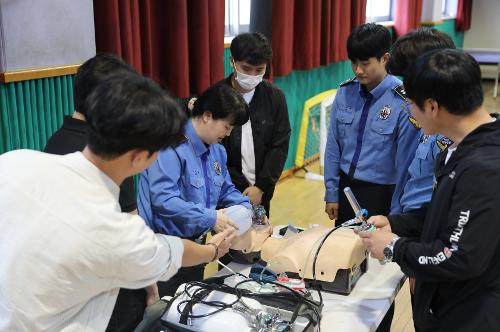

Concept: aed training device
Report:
left=227, top=187, right=371, bottom=295
left=159, top=274, right=322, bottom=332
left=261, top=225, right=368, bottom=295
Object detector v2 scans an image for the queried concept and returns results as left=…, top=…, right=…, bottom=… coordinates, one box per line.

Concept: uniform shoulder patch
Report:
left=340, top=77, right=356, bottom=87
left=393, top=84, right=407, bottom=101
left=408, top=116, right=421, bottom=129
left=436, top=137, right=454, bottom=151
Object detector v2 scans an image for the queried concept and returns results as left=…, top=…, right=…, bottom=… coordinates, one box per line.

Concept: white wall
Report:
left=464, top=0, right=500, bottom=49
left=0, top=0, right=96, bottom=72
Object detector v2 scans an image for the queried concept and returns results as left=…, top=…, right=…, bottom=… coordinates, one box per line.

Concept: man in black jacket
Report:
left=357, top=49, right=500, bottom=331
left=219, top=32, right=291, bottom=216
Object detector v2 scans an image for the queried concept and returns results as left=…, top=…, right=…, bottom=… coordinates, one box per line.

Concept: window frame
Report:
left=365, top=0, right=394, bottom=23
left=225, top=0, right=251, bottom=38
left=442, top=0, right=458, bottom=19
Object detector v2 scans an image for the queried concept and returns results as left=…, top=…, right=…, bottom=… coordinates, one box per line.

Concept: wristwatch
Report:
left=383, top=236, right=400, bottom=263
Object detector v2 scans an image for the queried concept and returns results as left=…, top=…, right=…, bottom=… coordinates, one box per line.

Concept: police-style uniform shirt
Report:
left=137, top=120, right=251, bottom=238
left=324, top=75, right=420, bottom=209
left=395, top=133, right=453, bottom=213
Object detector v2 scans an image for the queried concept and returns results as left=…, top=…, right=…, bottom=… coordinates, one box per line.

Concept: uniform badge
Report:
left=213, top=161, right=222, bottom=175
left=420, top=134, right=430, bottom=144
left=437, top=137, right=453, bottom=151
left=379, top=106, right=391, bottom=120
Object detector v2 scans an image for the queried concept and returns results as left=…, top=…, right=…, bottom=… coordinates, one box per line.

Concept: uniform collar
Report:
left=358, top=74, right=396, bottom=100
left=186, top=120, right=209, bottom=157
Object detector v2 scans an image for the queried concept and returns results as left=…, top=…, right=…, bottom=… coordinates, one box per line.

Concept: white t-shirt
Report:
left=241, top=90, right=256, bottom=185
left=445, top=146, right=457, bottom=164
left=0, top=150, right=183, bottom=332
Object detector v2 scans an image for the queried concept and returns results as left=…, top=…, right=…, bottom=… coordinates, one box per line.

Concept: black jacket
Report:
left=389, top=115, right=500, bottom=331
left=44, top=116, right=137, bottom=213
left=218, top=76, right=291, bottom=213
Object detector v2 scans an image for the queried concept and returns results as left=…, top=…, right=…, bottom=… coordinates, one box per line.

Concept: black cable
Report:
left=233, top=278, right=322, bottom=330
left=172, top=271, right=322, bottom=331
left=312, top=224, right=343, bottom=306
left=176, top=281, right=244, bottom=319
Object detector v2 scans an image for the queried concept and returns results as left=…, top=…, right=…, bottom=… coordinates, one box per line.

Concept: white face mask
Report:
left=233, top=65, right=264, bottom=91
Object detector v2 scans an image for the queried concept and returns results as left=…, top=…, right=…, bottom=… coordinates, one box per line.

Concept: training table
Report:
left=216, top=256, right=406, bottom=332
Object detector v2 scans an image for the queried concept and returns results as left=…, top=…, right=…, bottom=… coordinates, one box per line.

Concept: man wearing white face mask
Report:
left=219, top=32, right=291, bottom=218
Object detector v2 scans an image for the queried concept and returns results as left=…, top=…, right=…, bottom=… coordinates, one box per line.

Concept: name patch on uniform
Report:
left=379, top=105, right=391, bottom=120
left=437, top=137, right=453, bottom=151
left=393, top=85, right=407, bottom=101
left=213, top=161, right=222, bottom=175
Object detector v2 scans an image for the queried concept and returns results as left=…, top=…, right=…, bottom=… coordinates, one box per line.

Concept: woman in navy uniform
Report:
left=137, top=84, right=252, bottom=297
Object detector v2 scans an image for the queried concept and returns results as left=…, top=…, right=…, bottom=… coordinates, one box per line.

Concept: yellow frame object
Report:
left=294, top=89, right=337, bottom=168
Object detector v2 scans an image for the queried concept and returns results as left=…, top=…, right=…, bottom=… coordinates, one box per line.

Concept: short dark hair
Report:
left=230, top=32, right=273, bottom=66
left=83, top=73, right=187, bottom=159
left=387, top=28, right=456, bottom=77
left=191, top=84, right=249, bottom=126
left=74, top=53, right=135, bottom=117
left=347, top=23, right=391, bottom=61
left=404, top=49, right=483, bottom=116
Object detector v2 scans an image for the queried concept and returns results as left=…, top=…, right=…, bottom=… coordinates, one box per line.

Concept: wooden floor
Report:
left=206, top=80, right=500, bottom=331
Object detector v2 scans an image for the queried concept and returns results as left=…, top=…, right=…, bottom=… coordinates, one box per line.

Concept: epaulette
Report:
left=408, top=116, right=421, bottom=129
left=393, top=84, right=407, bottom=101
left=398, top=93, right=420, bottom=129
left=340, top=77, right=356, bottom=87
left=436, top=137, right=454, bottom=151
left=179, top=135, right=188, bottom=144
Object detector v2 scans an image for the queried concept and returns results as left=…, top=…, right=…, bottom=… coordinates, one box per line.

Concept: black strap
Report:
left=179, top=289, right=211, bottom=325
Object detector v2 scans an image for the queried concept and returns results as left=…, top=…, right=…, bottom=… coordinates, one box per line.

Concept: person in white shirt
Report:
left=0, top=72, right=235, bottom=332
